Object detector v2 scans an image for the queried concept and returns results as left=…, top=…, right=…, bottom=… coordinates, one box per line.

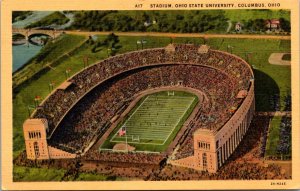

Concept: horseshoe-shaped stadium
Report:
left=23, top=44, right=255, bottom=173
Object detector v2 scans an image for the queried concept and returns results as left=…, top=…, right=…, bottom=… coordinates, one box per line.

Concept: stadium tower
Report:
left=23, top=118, right=76, bottom=159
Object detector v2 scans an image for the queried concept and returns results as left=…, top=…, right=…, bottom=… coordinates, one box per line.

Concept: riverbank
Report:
left=13, top=34, right=87, bottom=89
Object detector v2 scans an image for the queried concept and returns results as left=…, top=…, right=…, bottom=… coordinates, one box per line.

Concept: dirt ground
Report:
left=65, top=30, right=291, bottom=40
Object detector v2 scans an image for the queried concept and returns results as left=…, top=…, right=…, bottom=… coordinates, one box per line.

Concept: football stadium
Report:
left=23, top=44, right=255, bottom=173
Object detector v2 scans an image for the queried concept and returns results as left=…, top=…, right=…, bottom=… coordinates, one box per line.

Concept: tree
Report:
left=252, top=19, right=266, bottom=31
left=107, top=33, right=119, bottom=48
left=279, top=18, right=291, bottom=32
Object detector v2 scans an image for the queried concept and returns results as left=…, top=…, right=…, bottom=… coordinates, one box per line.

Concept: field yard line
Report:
left=110, top=96, right=150, bottom=142
left=111, top=139, right=165, bottom=145
left=162, top=97, right=195, bottom=145
left=111, top=95, right=195, bottom=146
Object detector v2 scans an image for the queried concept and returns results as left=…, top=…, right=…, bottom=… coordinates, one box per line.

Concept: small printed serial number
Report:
left=271, top=182, right=286, bottom=186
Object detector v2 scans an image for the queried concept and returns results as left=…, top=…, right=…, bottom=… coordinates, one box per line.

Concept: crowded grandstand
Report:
left=24, top=44, right=254, bottom=173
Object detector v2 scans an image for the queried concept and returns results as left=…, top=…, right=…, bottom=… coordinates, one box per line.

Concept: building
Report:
left=23, top=118, right=76, bottom=160
left=266, top=19, right=280, bottom=30
left=235, top=22, right=242, bottom=32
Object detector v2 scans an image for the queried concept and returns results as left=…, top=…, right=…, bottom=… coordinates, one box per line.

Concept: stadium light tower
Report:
left=27, top=105, right=35, bottom=117
left=141, top=39, right=147, bottom=49
left=227, top=45, right=233, bottom=54
left=107, top=48, right=111, bottom=57
left=65, top=68, right=71, bottom=79
left=136, top=40, right=141, bottom=50
left=48, top=81, right=55, bottom=93
left=245, top=52, right=249, bottom=62
left=83, top=56, right=89, bottom=68
left=34, top=96, right=41, bottom=108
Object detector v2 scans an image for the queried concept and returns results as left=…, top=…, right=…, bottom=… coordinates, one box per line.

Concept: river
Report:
left=13, top=43, right=42, bottom=72
left=12, top=11, right=75, bottom=72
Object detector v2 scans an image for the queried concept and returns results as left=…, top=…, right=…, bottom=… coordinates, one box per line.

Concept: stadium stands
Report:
left=26, top=44, right=254, bottom=173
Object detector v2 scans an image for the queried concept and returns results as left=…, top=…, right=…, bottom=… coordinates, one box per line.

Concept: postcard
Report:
left=1, top=0, right=299, bottom=189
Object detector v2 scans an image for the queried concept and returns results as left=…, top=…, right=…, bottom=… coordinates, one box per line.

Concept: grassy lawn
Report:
left=265, top=116, right=282, bottom=157
left=265, top=116, right=291, bottom=158
left=100, top=91, right=198, bottom=152
left=13, top=165, right=130, bottom=181
left=13, top=34, right=87, bottom=88
left=224, top=9, right=290, bottom=22
left=204, top=38, right=291, bottom=111
left=13, top=35, right=291, bottom=158
left=13, top=165, right=66, bottom=181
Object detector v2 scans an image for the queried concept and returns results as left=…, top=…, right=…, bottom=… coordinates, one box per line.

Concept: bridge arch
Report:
left=28, top=33, right=52, bottom=46
left=12, top=28, right=62, bottom=42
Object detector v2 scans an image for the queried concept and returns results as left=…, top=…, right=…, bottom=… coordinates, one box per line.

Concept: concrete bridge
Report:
left=12, top=28, right=63, bottom=40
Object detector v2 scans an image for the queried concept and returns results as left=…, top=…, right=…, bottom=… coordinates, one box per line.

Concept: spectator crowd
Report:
left=32, top=44, right=253, bottom=158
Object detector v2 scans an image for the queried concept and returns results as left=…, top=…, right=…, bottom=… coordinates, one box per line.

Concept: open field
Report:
left=265, top=116, right=291, bottom=158
left=13, top=165, right=66, bottom=181
left=224, top=9, right=290, bottom=22
left=203, top=37, right=291, bottom=112
left=101, top=91, right=198, bottom=152
left=265, top=116, right=282, bottom=157
left=13, top=165, right=128, bottom=181
left=13, top=34, right=87, bottom=88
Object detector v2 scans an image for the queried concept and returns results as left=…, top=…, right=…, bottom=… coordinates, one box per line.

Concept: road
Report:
left=12, top=27, right=291, bottom=40
left=65, top=30, right=291, bottom=40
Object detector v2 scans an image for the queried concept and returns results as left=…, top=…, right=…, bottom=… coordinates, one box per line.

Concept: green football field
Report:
left=100, top=91, right=198, bottom=152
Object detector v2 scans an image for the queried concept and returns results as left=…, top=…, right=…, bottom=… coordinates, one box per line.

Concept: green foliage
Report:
left=224, top=9, right=290, bottom=22
left=13, top=165, right=131, bottom=181
left=265, top=116, right=281, bottom=157
left=279, top=18, right=291, bottom=32
left=12, top=11, right=32, bottom=23
left=228, top=10, right=291, bottom=33
left=26, top=11, right=69, bottom=28
left=245, top=19, right=267, bottom=31
left=69, top=10, right=228, bottom=33
left=13, top=165, right=66, bottom=181
left=68, top=10, right=290, bottom=33
left=91, top=33, right=120, bottom=54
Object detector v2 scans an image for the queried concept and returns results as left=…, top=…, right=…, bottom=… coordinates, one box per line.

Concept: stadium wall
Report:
left=23, top=44, right=255, bottom=173
left=170, top=80, right=255, bottom=173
